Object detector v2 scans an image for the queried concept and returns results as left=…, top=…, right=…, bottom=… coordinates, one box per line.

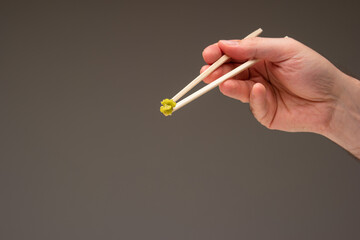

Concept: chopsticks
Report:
left=171, top=28, right=263, bottom=113
left=173, top=59, right=259, bottom=111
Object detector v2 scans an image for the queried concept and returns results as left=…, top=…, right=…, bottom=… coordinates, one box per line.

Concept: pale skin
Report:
left=201, top=37, right=360, bottom=159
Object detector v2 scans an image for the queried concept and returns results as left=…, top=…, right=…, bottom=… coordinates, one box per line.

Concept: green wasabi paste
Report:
left=160, top=99, right=176, bottom=116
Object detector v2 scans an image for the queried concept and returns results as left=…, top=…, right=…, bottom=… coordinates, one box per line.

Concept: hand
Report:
left=201, top=37, right=360, bottom=158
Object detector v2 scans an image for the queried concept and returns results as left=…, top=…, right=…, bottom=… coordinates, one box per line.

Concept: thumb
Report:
left=218, top=37, right=298, bottom=63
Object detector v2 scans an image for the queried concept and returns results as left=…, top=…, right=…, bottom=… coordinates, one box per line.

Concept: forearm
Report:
left=325, top=74, right=360, bottom=158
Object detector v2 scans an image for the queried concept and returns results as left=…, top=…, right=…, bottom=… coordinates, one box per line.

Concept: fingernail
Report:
left=220, top=40, right=239, bottom=46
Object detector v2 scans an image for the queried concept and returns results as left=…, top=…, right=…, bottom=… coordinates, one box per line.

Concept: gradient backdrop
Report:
left=1, top=0, right=360, bottom=239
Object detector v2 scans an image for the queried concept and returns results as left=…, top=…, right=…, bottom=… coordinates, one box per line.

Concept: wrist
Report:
left=324, top=74, right=360, bottom=158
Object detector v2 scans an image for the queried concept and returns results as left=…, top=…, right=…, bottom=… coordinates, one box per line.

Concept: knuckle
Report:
left=242, top=38, right=260, bottom=58
left=284, top=37, right=300, bottom=48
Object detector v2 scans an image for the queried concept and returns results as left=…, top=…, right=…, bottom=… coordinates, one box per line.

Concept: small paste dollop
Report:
left=160, top=99, right=176, bottom=116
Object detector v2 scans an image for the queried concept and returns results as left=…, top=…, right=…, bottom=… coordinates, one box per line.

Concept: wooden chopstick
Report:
left=171, top=28, right=263, bottom=102
left=173, top=59, right=259, bottom=112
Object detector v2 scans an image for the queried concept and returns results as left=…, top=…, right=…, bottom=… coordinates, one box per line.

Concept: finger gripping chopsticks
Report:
left=160, top=28, right=263, bottom=116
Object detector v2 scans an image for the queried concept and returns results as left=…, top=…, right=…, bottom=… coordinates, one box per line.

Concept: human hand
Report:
left=201, top=37, right=360, bottom=158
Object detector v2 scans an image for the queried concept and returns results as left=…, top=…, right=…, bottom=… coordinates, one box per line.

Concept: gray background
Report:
left=1, top=0, right=360, bottom=239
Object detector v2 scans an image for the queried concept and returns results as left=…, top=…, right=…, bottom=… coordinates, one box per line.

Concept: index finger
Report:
left=202, top=43, right=223, bottom=64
